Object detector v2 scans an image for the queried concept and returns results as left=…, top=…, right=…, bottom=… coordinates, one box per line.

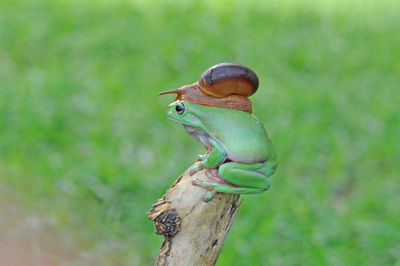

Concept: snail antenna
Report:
left=158, top=89, right=181, bottom=96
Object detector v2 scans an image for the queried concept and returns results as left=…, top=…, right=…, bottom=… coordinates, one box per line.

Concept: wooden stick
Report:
left=147, top=162, right=240, bottom=266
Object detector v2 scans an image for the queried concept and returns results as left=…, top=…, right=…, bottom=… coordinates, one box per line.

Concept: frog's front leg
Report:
left=193, top=162, right=274, bottom=201
left=190, top=139, right=226, bottom=175
left=198, top=150, right=209, bottom=161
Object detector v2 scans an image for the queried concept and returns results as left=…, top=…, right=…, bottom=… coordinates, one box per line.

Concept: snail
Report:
left=159, top=63, right=259, bottom=113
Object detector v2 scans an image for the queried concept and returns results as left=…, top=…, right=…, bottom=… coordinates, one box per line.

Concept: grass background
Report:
left=0, top=0, right=399, bottom=265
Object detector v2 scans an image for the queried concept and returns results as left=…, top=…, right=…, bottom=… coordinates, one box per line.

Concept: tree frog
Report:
left=166, top=99, right=278, bottom=201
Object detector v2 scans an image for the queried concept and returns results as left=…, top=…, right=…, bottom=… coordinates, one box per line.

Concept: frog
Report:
left=166, top=99, right=278, bottom=201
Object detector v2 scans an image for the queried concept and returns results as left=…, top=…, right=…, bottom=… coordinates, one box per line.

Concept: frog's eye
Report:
left=175, top=103, right=185, bottom=115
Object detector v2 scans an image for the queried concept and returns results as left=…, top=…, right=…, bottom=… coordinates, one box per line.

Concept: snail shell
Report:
left=198, top=63, right=259, bottom=98
left=158, top=63, right=259, bottom=113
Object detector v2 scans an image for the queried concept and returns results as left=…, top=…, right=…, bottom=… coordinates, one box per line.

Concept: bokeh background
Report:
left=1, top=0, right=399, bottom=265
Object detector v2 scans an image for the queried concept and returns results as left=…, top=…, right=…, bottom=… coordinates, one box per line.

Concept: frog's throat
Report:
left=183, top=125, right=213, bottom=149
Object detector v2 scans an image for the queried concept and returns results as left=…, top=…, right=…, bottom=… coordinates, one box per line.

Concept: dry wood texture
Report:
left=148, top=162, right=240, bottom=266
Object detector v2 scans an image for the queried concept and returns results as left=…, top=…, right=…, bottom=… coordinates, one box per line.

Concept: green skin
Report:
left=167, top=100, right=278, bottom=201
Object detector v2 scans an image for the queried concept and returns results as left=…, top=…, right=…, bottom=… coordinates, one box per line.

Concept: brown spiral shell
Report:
left=198, top=63, right=259, bottom=98
left=159, top=63, right=259, bottom=113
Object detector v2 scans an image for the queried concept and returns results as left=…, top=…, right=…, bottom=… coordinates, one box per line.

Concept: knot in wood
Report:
left=154, top=209, right=181, bottom=238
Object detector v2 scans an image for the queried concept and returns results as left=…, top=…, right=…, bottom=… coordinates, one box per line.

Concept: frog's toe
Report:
left=190, top=164, right=204, bottom=175
left=203, top=190, right=217, bottom=202
left=192, top=179, right=217, bottom=190
left=191, top=178, right=202, bottom=186
left=198, top=154, right=206, bottom=161
left=189, top=167, right=198, bottom=176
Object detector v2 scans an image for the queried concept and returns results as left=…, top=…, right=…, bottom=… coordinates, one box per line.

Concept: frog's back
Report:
left=193, top=104, right=277, bottom=164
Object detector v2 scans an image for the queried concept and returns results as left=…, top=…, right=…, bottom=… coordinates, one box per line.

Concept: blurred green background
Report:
left=0, top=0, right=399, bottom=265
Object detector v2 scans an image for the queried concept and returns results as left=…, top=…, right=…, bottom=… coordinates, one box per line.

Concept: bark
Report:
left=147, top=162, right=240, bottom=266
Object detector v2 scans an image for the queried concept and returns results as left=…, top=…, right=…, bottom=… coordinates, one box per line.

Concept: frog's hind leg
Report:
left=192, top=162, right=274, bottom=201
left=219, top=161, right=275, bottom=189
left=192, top=179, right=267, bottom=202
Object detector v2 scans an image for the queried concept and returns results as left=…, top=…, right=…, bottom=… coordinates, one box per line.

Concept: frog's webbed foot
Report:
left=192, top=178, right=217, bottom=202
left=198, top=154, right=207, bottom=161
left=190, top=163, right=205, bottom=176
left=204, top=190, right=217, bottom=202
left=198, top=149, right=210, bottom=161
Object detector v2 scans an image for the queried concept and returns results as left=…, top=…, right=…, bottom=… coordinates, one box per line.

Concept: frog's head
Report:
left=166, top=100, right=203, bottom=128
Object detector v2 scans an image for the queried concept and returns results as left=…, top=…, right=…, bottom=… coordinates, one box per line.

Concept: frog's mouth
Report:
left=167, top=116, right=186, bottom=124
left=167, top=116, right=177, bottom=122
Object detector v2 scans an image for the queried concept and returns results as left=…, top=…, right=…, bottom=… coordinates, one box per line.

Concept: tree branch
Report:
left=148, top=162, right=240, bottom=266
